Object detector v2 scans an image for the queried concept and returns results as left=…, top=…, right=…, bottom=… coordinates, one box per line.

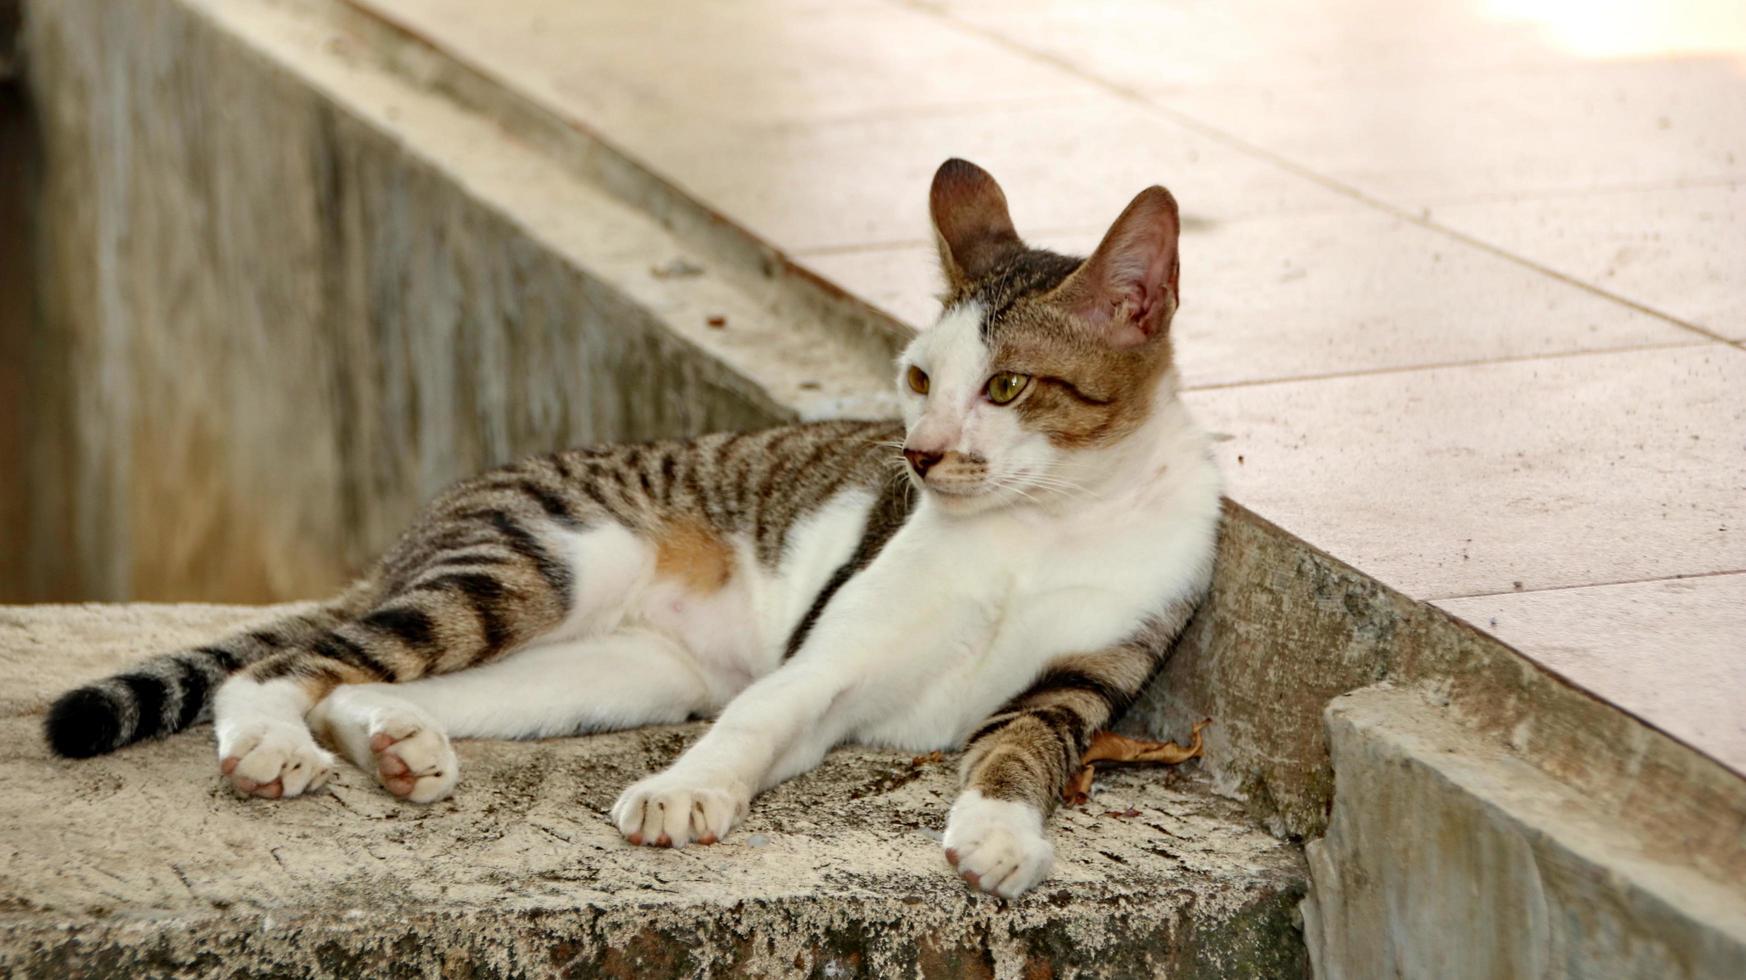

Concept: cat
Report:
left=44, top=158, right=1220, bottom=898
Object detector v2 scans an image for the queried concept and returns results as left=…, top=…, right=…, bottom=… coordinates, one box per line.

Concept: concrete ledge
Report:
left=1136, top=503, right=1746, bottom=891
left=0, top=604, right=1309, bottom=978
left=1302, top=684, right=1746, bottom=979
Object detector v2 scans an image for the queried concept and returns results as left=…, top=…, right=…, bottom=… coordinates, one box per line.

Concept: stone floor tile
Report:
left=1185, top=345, right=1746, bottom=599
left=647, top=99, right=1355, bottom=252
left=1435, top=574, right=1746, bottom=774
left=353, top=0, right=1103, bottom=135
left=1154, top=58, right=1746, bottom=208
left=929, top=0, right=1581, bottom=90
left=1434, top=182, right=1746, bottom=340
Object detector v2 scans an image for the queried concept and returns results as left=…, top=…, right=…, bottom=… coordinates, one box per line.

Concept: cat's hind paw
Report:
left=611, top=770, right=747, bottom=848
left=218, top=721, right=336, bottom=800
left=943, top=789, right=1054, bottom=898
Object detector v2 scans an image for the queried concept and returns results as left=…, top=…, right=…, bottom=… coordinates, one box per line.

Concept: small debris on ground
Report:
left=910, top=751, right=945, bottom=767
left=1064, top=719, right=1210, bottom=806
left=706, top=314, right=727, bottom=328
left=650, top=257, right=705, bottom=279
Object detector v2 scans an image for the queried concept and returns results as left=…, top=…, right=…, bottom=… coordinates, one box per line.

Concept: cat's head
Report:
left=897, top=159, right=1182, bottom=513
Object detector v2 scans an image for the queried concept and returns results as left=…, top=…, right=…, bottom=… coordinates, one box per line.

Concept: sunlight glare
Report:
left=1484, top=0, right=1746, bottom=59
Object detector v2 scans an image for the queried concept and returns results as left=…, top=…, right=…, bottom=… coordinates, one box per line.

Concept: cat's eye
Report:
left=906, top=365, right=930, bottom=395
left=985, top=372, right=1030, bottom=405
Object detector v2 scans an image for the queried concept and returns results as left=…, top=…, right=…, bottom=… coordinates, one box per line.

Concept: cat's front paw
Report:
left=218, top=720, right=336, bottom=800
left=943, top=789, right=1054, bottom=898
left=611, top=769, right=748, bottom=848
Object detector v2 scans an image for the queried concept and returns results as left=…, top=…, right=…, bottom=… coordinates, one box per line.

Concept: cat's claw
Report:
left=943, top=790, right=1054, bottom=898
left=612, top=770, right=746, bottom=848
left=368, top=719, right=458, bottom=804
left=218, top=721, right=335, bottom=800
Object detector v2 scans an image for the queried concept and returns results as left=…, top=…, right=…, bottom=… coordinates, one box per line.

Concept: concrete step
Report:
left=0, top=604, right=1308, bottom=978
left=1303, top=685, right=1746, bottom=979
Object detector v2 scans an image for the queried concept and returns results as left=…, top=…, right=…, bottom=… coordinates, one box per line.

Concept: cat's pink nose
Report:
left=904, top=448, right=944, bottom=477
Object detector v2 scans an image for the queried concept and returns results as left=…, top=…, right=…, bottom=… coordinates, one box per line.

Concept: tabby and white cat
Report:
left=45, top=159, right=1220, bottom=898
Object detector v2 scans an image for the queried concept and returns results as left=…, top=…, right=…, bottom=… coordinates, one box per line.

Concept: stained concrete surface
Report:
left=0, top=604, right=1308, bottom=978
left=1302, top=685, right=1746, bottom=979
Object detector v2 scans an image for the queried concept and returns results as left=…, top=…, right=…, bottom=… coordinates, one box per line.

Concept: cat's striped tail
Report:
left=43, top=584, right=373, bottom=759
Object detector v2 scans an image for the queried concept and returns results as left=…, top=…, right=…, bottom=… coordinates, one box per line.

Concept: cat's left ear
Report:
left=1050, top=186, right=1180, bottom=349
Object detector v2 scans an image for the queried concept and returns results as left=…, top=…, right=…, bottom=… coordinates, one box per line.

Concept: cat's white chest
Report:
left=849, top=471, right=1217, bottom=751
left=847, top=524, right=1142, bottom=749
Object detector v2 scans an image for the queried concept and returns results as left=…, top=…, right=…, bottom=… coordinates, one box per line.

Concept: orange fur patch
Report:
left=653, top=517, right=735, bottom=594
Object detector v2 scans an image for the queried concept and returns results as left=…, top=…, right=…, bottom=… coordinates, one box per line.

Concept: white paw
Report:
left=611, top=768, right=748, bottom=848
left=367, top=710, right=459, bottom=804
left=943, top=790, right=1054, bottom=898
left=218, top=720, right=336, bottom=800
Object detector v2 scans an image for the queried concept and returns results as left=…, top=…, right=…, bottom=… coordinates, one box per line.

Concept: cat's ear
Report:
left=1051, top=186, right=1180, bottom=349
left=930, top=159, right=1022, bottom=290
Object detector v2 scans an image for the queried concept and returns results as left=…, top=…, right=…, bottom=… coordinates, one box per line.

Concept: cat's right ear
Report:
left=930, top=159, right=1022, bottom=291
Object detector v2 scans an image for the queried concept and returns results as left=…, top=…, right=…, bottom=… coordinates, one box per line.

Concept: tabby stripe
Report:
left=577, top=469, right=633, bottom=526
left=1032, top=703, right=1092, bottom=755
left=680, top=457, right=714, bottom=524
left=247, top=630, right=287, bottom=650
left=1040, top=376, right=1114, bottom=406
left=420, top=525, right=502, bottom=556
left=658, top=451, right=679, bottom=503
left=1025, top=667, right=1131, bottom=714
left=621, top=447, right=649, bottom=495
left=517, top=479, right=577, bottom=524
left=480, top=510, right=574, bottom=606
left=748, top=426, right=815, bottom=550
left=173, top=657, right=210, bottom=729
left=121, top=673, right=168, bottom=740
left=763, top=436, right=850, bottom=560
left=194, top=646, right=241, bottom=672
left=968, top=705, right=1083, bottom=776
left=414, top=572, right=511, bottom=657
left=427, top=549, right=514, bottom=569
left=359, top=606, right=438, bottom=649
left=310, top=631, right=393, bottom=680
left=966, top=711, right=1022, bottom=749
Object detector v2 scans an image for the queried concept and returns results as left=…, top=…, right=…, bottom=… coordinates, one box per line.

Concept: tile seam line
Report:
left=1429, top=567, right=1746, bottom=602
left=892, top=0, right=1735, bottom=347
left=1403, top=173, right=1746, bottom=207
left=1178, top=338, right=1718, bottom=393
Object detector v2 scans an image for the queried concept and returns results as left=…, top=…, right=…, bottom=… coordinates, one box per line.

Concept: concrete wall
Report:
left=12, top=0, right=795, bottom=603
left=0, top=54, right=37, bottom=602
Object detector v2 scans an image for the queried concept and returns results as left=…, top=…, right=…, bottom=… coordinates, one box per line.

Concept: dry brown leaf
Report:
left=1062, top=719, right=1210, bottom=806
left=910, top=751, right=945, bottom=767
left=1063, top=765, right=1097, bottom=807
